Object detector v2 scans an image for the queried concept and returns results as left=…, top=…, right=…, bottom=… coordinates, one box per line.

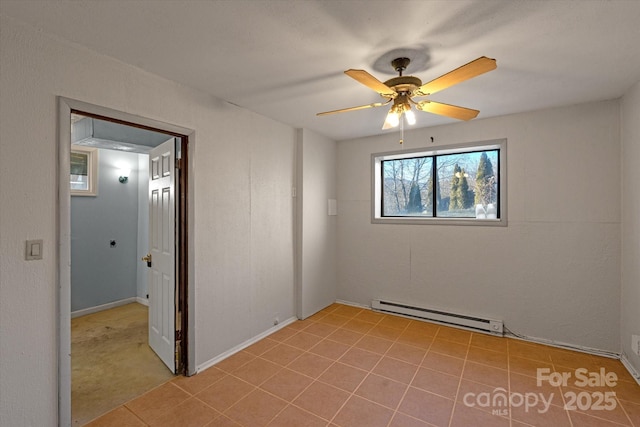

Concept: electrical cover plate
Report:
left=25, top=239, right=43, bottom=260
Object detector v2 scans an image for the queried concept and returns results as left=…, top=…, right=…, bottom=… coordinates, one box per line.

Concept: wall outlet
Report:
left=632, top=335, right=640, bottom=356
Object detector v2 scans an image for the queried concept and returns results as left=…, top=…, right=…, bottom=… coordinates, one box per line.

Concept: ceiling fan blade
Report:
left=416, top=100, right=479, bottom=121
left=414, top=56, right=496, bottom=96
left=345, top=69, right=396, bottom=97
left=317, top=100, right=390, bottom=116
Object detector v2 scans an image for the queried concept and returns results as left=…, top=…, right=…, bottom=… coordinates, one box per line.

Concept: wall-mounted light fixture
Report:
left=118, top=167, right=130, bottom=184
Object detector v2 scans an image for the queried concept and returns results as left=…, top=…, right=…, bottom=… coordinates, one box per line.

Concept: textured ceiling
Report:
left=2, top=0, right=640, bottom=141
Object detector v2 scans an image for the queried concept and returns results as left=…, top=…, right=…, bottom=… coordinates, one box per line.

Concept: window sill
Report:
left=371, top=217, right=507, bottom=226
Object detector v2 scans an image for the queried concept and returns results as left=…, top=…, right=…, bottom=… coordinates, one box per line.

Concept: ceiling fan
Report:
left=317, top=56, right=497, bottom=129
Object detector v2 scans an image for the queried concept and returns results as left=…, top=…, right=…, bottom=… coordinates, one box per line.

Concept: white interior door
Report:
left=147, top=138, right=176, bottom=373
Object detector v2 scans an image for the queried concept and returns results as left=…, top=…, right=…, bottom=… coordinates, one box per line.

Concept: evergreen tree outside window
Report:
left=475, top=152, right=497, bottom=206
left=407, top=182, right=423, bottom=213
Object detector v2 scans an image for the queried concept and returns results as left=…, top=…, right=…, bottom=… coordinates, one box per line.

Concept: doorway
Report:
left=70, top=115, right=175, bottom=424
left=58, top=97, right=195, bottom=427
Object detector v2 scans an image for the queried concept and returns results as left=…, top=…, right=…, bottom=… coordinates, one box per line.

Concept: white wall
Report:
left=337, top=100, right=621, bottom=353
left=621, top=80, right=640, bottom=374
left=0, top=16, right=295, bottom=426
left=296, top=129, right=338, bottom=318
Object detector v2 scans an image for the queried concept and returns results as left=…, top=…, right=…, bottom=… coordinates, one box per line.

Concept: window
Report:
left=372, top=139, right=506, bottom=225
left=70, top=146, right=98, bottom=196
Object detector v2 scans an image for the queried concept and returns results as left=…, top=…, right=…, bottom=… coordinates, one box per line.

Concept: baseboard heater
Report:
left=372, top=299, right=504, bottom=335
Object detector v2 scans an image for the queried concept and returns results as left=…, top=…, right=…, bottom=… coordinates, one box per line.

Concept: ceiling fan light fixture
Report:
left=382, top=110, right=400, bottom=129
left=404, top=108, right=416, bottom=125
left=382, top=99, right=416, bottom=130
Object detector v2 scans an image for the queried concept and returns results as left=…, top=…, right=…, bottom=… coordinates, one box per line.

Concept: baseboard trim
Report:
left=136, top=296, right=149, bottom=307
left=620, top=353, right=640, bottom=385
left=335, top=299, right=370, bottom=309
left=196, top=316, right=297, bottom=374
left=504, top=333, right=620, bottom=360
left=71, top=297, right=138, bottom=318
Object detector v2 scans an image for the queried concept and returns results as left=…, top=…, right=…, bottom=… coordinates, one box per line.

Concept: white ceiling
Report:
left=2, top=0, right=640, bottom=141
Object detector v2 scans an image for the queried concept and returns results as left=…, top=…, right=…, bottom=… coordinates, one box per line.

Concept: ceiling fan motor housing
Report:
left=383, top=76, right=423, bottom=95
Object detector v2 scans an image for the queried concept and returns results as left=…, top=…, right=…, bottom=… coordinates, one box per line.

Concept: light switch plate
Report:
left=25, top=239, right=43, bottom=260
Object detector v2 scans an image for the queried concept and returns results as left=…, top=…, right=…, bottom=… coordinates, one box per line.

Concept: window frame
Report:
left=70, top=145, right=98, bottom=196
left=371, top=139, right=507, bottom=226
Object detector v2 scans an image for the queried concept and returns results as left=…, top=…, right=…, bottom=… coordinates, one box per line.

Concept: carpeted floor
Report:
left=71, top=302, right=174, bottom=426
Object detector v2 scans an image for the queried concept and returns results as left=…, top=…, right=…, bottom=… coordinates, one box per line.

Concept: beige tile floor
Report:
left=86, top=303, right=639, bottom=427
left=72, top=303, right=174, bottom=425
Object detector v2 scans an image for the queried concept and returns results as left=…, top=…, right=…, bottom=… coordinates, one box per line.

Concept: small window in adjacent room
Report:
left=372, top=139, right=506, bottom=225
left=70, top=146, right=98, bottom=196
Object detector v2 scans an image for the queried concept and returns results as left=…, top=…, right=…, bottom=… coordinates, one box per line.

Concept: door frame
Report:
left=57, top=97, right=196, bottom=426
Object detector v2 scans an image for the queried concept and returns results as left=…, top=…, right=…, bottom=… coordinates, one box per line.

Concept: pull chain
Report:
left=399, top=115, right=404, bottom=145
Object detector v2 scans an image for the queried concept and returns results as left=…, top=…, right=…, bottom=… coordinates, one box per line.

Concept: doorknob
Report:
left=141, top=253, right=152, bottom=267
